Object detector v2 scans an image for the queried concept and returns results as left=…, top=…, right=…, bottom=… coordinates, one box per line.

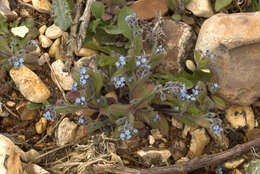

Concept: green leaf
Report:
left=198, top=58, right=209, bottom=69
left=89, top=71, right=103, bottom=94
left=117, top=7, right=135, bottom=41
left=55, top=104, right=83, bottom=114
left=215, top=0, right=232, bottom=11
left=194, top=50, right=201, bottom=66
left=103, top=25, right=122, bottom=34
left=172, top=14, right=182, bottom=21
left=0, top=14, right=9, bottom=35
left=212, top=95, right=226, bottom=109
left=158, top=115, right=169, bottom=136
left=89, top=19, right=102, bottom=33
left=27, top=103, right=42, bottom=110
left=52, top=0, right=72, bottom=31
left=91, top=1, right=105, bottom=19
left=167, top=0, right=176, bottom=11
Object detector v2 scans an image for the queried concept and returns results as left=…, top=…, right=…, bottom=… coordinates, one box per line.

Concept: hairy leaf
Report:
left=52, top=0, right=72, bottom=31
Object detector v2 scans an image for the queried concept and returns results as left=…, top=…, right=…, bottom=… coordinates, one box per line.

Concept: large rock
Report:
left=32, top=0, right=51, bottom=12
left=129, top=0, right=168, bottom=20
left=10, top=66, right=50, bottom=103
left=55, top=118, right=77, bottom=146
left=0, top=134, right=24, bottom=174
left=186, top=0, right=214, bottom=18
left=157, top=19, right=195, bottom=72
left=196, top=12, right=260, bottom=105
left=51, top=60, right=74, bottom=91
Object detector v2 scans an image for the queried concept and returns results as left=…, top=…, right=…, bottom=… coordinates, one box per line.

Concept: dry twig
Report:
left=76, top=0, right=95, bottom=51
left=63, top=0, right=84, bottom=72
left=93, top=137, right=260, bottom=174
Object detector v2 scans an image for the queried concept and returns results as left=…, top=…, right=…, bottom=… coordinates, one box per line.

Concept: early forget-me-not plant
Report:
left=43, top=5, right=225, bottom=140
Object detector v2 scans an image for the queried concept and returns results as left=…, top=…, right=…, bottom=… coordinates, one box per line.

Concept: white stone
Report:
left=51, top=60, right=74, bottom=91
left=24, top=164, right=50, bottom=174
left=186, top=0, right=214, bottom=18
left=38, top=53, right=50, bottom=66
left=188, top=128, right=210, bottom=157
left=11, top=26, right=29, bottom=38
left=76, top=48, right=97, bottom=57
left=39, top=25, right=47, bottom=35
left=137, top=149, right=171, bottom=164
left=56, top=118, right=77, bottom=146
left=226, top=106, right=255, bottom=130
left=45, top=24, right=63, bottom=39
left=32, top=0, right=51, bottom=12
left=48, top=38, right=61, bottom=58
left=9, top=66, right=50, bottom=103
left=0, top=134, right=25, bottom=174
left=39, top=35, right=53, bottom=48
left=148, top=135, right=155, bottom=145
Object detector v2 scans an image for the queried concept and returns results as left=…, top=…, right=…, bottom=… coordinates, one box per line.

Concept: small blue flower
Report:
left=136, top=60, right=141, bottom=66
left=133, top=129, right=138, bottom=134
left=173, top=106, right=179, bottom=111
left=125, top=129, right=131, bottom=136
left=78, top=116, right=85, bottom=124
left=115, top=56, right=126, bottom=68
left=72, top=82, right=78, bottom=91
left=80, top=67, right=87, bottom=74
left=153, top=113, right=159, bottom=122
left=43, top=111, right=52, bottom=120
left=216, top=167, right=223, bottom=174
left=75, top=96, right=86, bottom=105
left=112, top=76, right=126, bottom=88
left=211, top=124, right=223, bottom=134
left=214, top=83, right=219, bottom=88
left=120, top=133, right=126, bottom=140
left=141, top=57, right=147, bottom=63
left=13, top=58, right=24, bottom=69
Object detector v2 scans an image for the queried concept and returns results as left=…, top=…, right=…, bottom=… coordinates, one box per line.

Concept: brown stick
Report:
left=93, top=137, right=260, bottom=174
left=76, top=0, right=95, bottom=51
left=63, top=0, right=83, bottom=72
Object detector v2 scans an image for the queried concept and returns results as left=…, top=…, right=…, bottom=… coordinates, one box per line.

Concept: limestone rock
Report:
left=38, top=53, right=50, bottom=66
left=188, top=128, right=210, bottom=157
left=11, top=26, right=29, bottom=38
left=226, top=106, right=255, bottom=130
left=157, top=19, right=195, bottom=72
left=39, top=25, right=47, bottom=35
left=45, top=24, right=63, bottom=39
left=24, top=149, right=40, bottom=162
left=56, top=118, right=77, bottom=146
left=196, top=12, right=260, bottom=105
left=186, top=0, right=214, bottom=18
left=224, top=158, right=245, bottom=169
left=35, top=117, right=47, bottom=134
left=24, top=164, right=50, bottom=174
left=9, top=66, right=50, bottom=103
left=76, top=48, right=97, bottom=57
left=39, top=35, right=52, bottom=48
left=137, top=149, right=171, bottom=165
left=0, top=134, right=25, bottom=174
left=129, top=0, right=168, bottom=20
left=0, top=0, right=17, bottom=20
left=48, top=38, right=60, bottom=58
left=51, top=60, right=74, bottom=91
left=196, top=12, right=260, bottom=53
left=32, top=0, right=51, bottom=12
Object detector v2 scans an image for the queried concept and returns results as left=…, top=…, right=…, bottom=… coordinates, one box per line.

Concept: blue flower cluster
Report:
left=75, top=96, right=86, bottom=105
left=43, top=111, right=53, bottom=121
left=216, top=167, right=223, bottom=174
left=179, top=84, right=197, bottom=101
left=173, top=106, right=179, bottom=111
left=120, top=128, right=138, bottom=140
left=80, top=67, right=89, bottom=85
left=155, top=45, right=166, bottom=55
left=210, top=83, right=219, bottom=92
left=78, top=115, right=88, bottom=125
left=211, top=123, right=223, bottom=134
left=205, top=47, right=215, bottom=59
left=13, top=58, right=24, bottom=69
left=115, top=56, right=126, bottom=68
left=136, top=56, right=148, bottom=67
left=112, top=76, right=126, bottom=88
left=72, top=82, right=78, bottom=91
left=153, top=112, right=159, bottom=122
left=125, top=13, right=138, bottom=30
